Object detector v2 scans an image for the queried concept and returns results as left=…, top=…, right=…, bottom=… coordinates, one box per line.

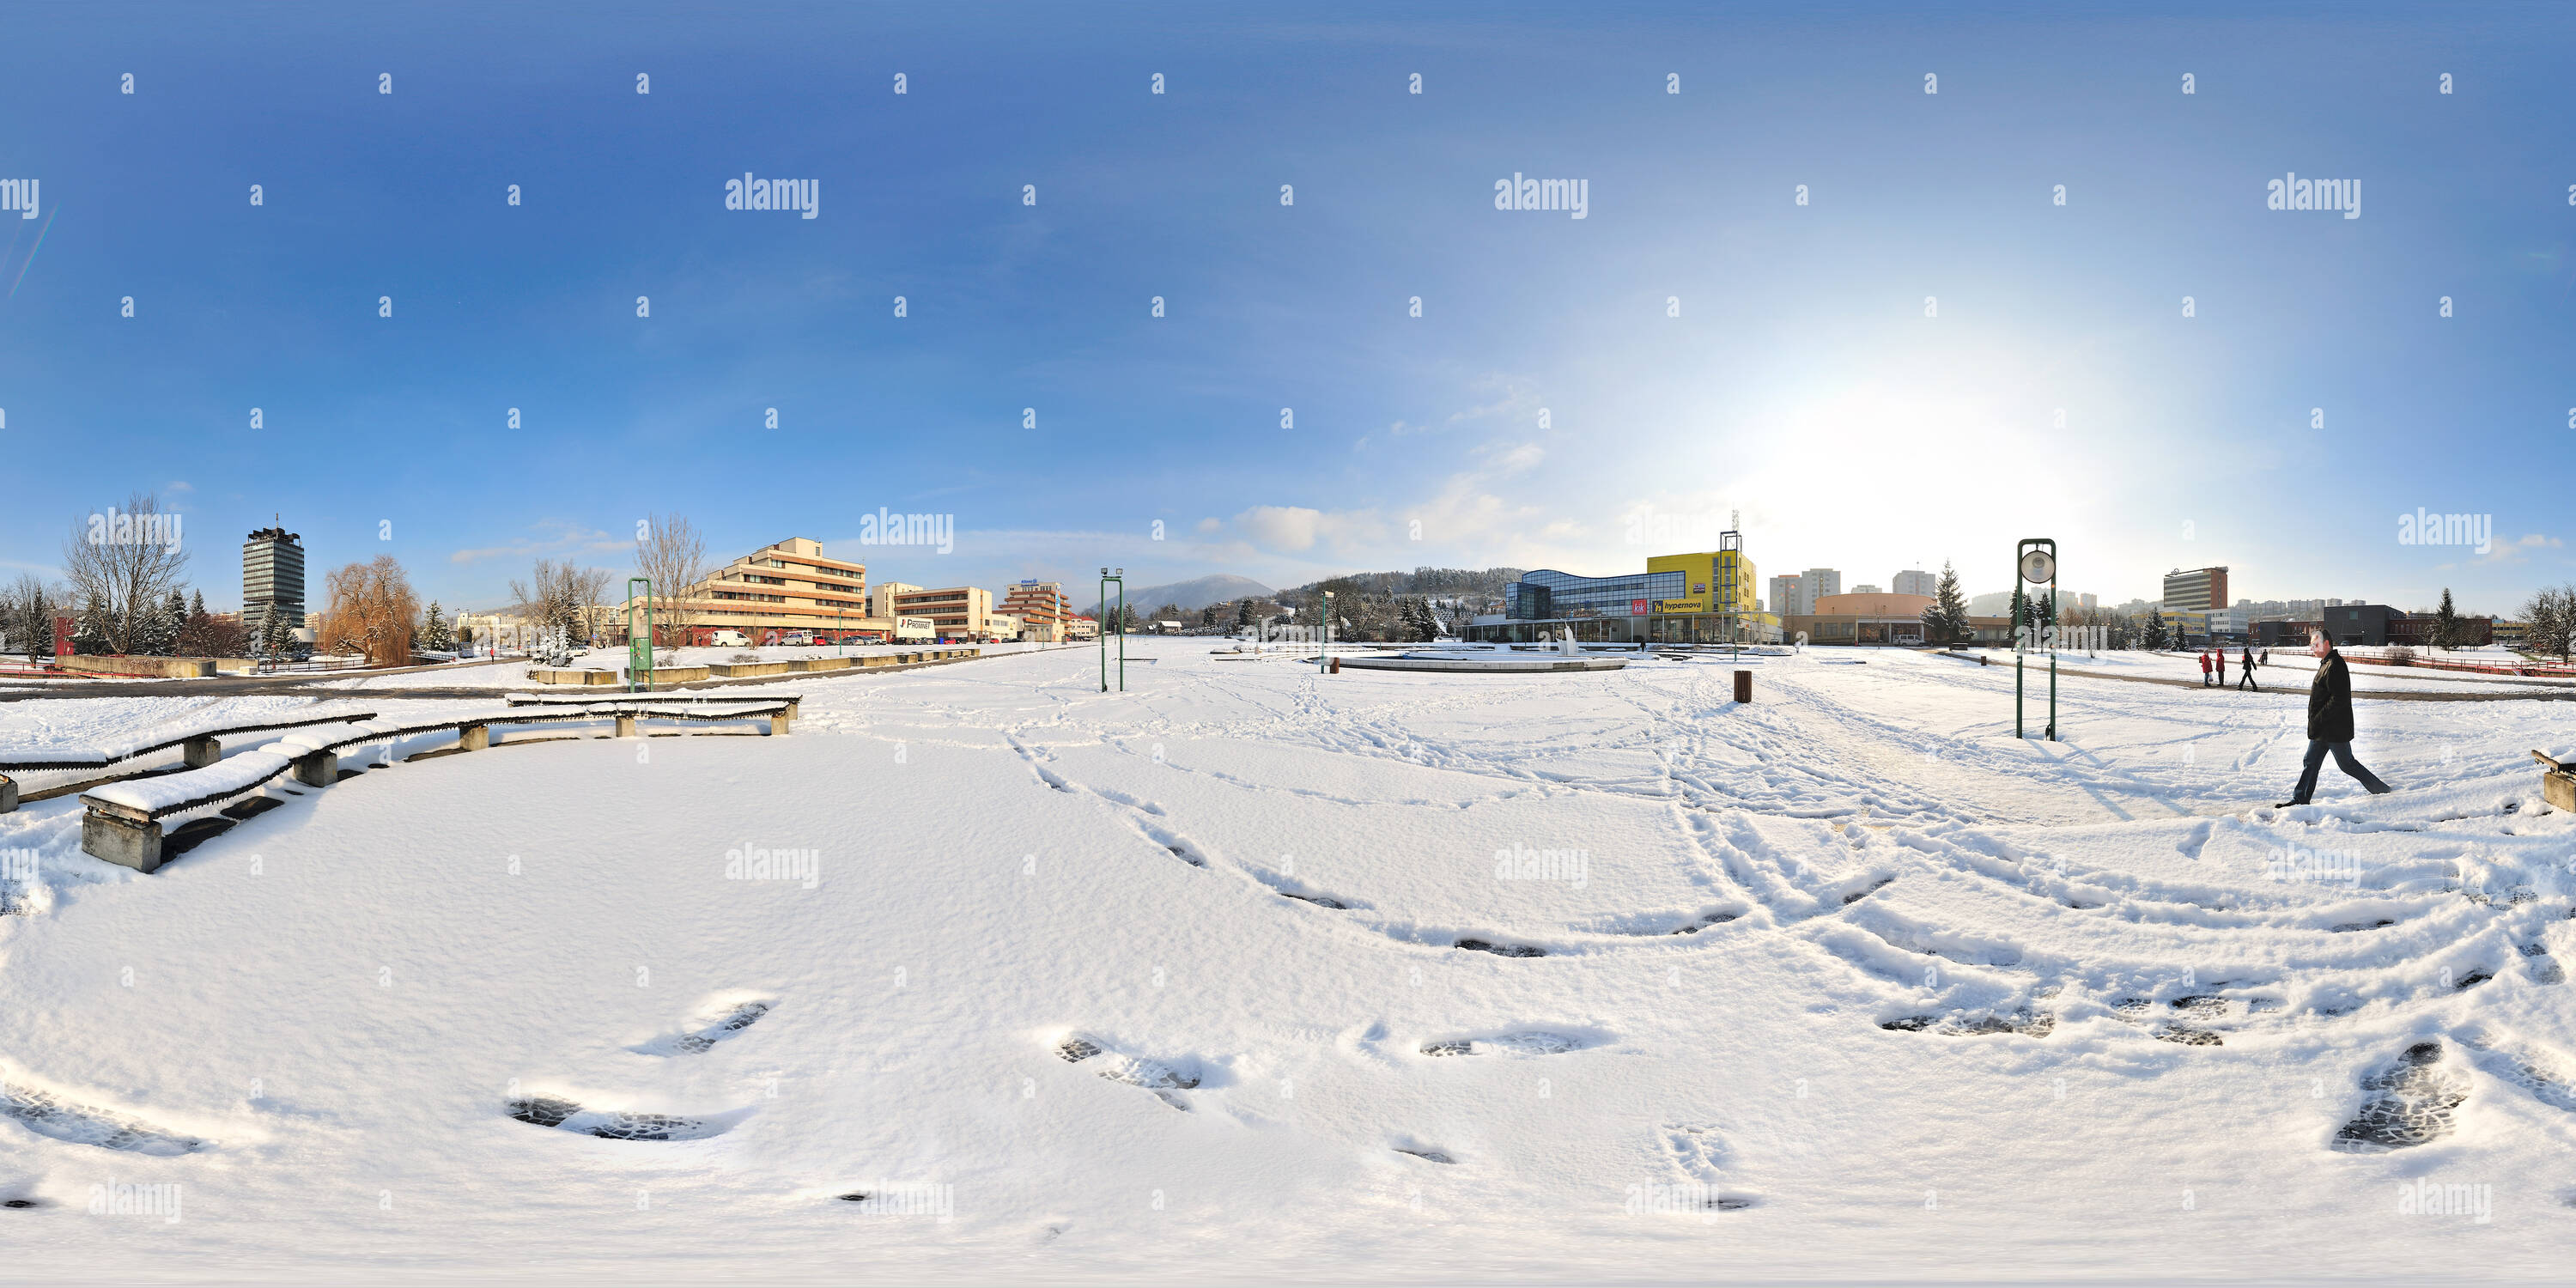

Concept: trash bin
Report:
left=1734, top=670, right=1753, bottom=702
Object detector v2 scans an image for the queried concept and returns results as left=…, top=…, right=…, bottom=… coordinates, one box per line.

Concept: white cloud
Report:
left=1235, top=505, right=1324, bottom=552
left=450, top=520, right=623, bottom=565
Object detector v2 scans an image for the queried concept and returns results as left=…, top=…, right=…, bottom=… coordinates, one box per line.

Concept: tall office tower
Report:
left=243, top=525, right=307, bottom=635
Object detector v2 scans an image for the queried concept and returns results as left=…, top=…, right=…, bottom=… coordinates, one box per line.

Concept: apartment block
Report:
left=2162, top=567, right=2230, bottom=614
left=998, top=580, right=1072, bottom=642
left=627, top=537, right=877, bottom=644
left=892, top=585, right=993, bottom=640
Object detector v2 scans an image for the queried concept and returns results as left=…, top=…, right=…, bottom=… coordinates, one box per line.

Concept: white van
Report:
left=708, top=629, right=751, bottom=648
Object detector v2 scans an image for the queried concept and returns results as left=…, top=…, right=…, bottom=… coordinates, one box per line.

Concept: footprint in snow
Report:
left=1419, top=1031, right=1589, bottom=1057
left=507, top=1097, right=743, bottom=1141
left=0, top=1084, right=206, bottom=1156
left=633, top=999, right=773, bottom=1055
left=1054, top=1035, right=1200, bottom=1110
left=1880, top=1010, right=2055, bottom=1038
left=2330, top=1042, right=2469, bottom=1152
left=2458, top=1031, right=2576, bottom=1115
left=1651, top=1122, right=1760, bottom=1212
left=1454, top=938, right=1546, bottom=957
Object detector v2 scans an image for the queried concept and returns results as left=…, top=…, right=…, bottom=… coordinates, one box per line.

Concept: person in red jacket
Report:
left=2278, top=629, right=2393, bottom=806
left=2199, top=651, right=2213, bottom=686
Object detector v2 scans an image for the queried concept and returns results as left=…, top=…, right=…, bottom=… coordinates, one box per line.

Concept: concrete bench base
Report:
left=84, top=811, right=165, bottom=873
left=66, top=702, right=793, bottom=871
left=526, top=668, right=622, bottom=686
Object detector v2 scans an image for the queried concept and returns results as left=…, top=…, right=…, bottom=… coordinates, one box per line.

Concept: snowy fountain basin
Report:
left=1334, top=653, right=1627, bottom=673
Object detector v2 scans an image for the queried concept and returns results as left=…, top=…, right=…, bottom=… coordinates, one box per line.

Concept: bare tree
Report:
left=511, top=559, right=616, bottom=651
left=313, top=555, right=422, bottom=667
left=59, top=491, right=191, bottom=654
left=633, top=513, right=711, bottom=644
left=2522, top=585, right=2574, bottom=663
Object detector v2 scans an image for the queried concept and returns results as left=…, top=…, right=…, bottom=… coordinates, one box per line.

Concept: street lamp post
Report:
left=1099, top=567, right=1126, bottom=691
left=626, top=577, right=653, bottom=693
left=1320, top=590, right=1334, bottom=671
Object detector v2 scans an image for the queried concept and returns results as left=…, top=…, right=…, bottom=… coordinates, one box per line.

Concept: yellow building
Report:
left=1643, top=550, right=1775, bottom=644
left=1643, top=550, right=1758, bottom=616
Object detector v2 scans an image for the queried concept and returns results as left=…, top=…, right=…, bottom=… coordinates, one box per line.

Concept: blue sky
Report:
left=3, top=1, right=2570, bottom=616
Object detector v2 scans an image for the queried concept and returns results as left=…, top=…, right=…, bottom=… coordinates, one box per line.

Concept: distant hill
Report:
left=1089, top=574, right=1275, bottom=618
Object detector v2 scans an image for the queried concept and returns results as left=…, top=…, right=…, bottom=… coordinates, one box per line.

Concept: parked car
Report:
left=708, top=629, right=751, bottom=648
left=781, top=632, right=814, bottom=646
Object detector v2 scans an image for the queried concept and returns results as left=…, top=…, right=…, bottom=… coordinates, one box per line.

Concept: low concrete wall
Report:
left=708, top=661, right=795, bottom=677
left=213, top=657, right=264, bottom=674
left=792, top=657, right=855, bottom=672
left=623, top=665, right=713, bottom=683
left=526, top=667, right=623, bottom=686
left=58, top=655, right=218, bottom=679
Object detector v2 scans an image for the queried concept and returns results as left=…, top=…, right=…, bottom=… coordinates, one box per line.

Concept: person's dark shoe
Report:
left=2273, top=800, right=2305, bottom=809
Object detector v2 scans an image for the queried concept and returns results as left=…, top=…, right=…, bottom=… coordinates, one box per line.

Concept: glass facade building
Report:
left=1505, top=568, right=1685, bottom=622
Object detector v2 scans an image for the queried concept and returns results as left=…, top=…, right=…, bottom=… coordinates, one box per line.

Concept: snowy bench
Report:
left=0, top=708, right=377, bottom=813
left=75, top=699, right=794, bottom=873
left=507, top=690, right=805, bottom=721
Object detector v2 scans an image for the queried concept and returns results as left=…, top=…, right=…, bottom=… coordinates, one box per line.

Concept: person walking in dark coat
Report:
left=2278, top=629, right=2391, bottom=805
left=2238, top=644, right=2259, bottom=690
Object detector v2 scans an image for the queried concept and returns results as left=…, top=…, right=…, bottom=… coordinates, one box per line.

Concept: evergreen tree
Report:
left=74, top=597, right=111, bottom=654
left=1234, top=598, right=1255, bottom=629
left=177, top=589, right=210, bottom=656
left=421, top=599, right=453, bottom=650
left=145, top=588, right=186, bottom=654
left=1922, top=561, right=1971, bottom=645
left=2144, top=607, right=2168, bottom=651
left=2432, top=587, right=2460, bottom=651
left=259, top=607, right=297, bottom=659
left=15, top=581, right=58, bottom=658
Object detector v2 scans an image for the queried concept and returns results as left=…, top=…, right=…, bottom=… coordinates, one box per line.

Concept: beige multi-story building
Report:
left=868, top=581, right=920, bottom=620
left=892, top=586, right=992, bottom=640
left=998, top=580, right=1071, bottom=643
left=623, top=537, right=883, bottom=645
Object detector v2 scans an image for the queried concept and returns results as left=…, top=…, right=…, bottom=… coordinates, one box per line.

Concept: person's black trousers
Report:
left=2289, top=738, right=2389, bottom=803
left=2238, top=668, right=2257, bottom=690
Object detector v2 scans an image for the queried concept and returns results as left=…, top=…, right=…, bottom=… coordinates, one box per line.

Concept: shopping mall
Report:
left=1465, top=550, right=1784, bottom=645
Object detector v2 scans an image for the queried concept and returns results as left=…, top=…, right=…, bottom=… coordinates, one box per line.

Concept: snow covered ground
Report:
left=3, top=641, right=2572, bottom=1281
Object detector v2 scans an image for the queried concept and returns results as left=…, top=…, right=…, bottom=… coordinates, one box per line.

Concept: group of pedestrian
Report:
left=2197, top=644, right=2261, bottom=691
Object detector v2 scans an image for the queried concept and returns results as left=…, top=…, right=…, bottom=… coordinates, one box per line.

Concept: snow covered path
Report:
left=3, top=641, right=2571, bottom=1281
